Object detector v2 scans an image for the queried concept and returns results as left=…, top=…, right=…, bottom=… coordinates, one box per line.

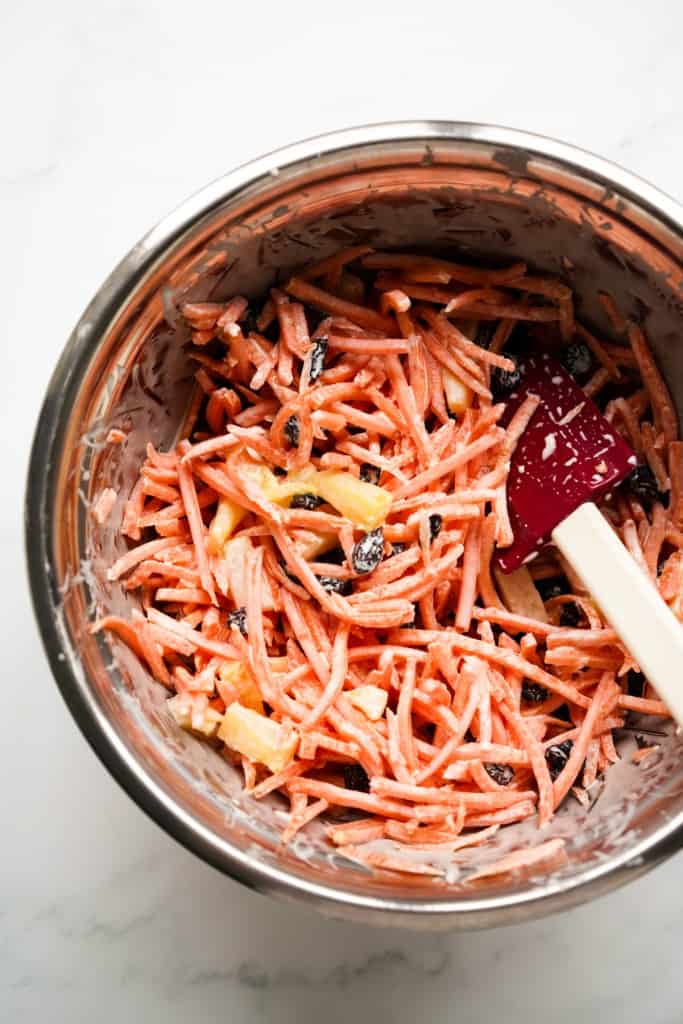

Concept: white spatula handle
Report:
left=552, top=502, right=683, bottom=727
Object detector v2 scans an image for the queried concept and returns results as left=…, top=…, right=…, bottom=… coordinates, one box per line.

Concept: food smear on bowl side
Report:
left=93, top=248, right=681, bottom=878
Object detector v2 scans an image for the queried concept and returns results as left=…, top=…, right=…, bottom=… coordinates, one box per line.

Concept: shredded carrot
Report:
left=99, top=253, right=677, bottom=867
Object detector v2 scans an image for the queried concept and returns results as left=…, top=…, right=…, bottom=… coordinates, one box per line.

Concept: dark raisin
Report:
left=390, top=542, right=406, bottom=556
left=279, top=560, right=301, bottom=587
left=360, top=463, right=381, bottom=485
left=491, top=355, right=522, bottom=400
left=545, top=739, right=574, bottom=780
left=318, top=575, right=352, bottom=596
left=560, top=341, right=593, bottom=379
left=351, top=528, right=384, bottom=575
left=626, top=464, right=663, bottom=510
left=627, top=670, right=645, bottom=698
left=484, top=763, right=514, bottom=786
left=290, top=492, right=324, bottom=510
left=272, top=465, right=287, bottom=477
left=227, top=607, right=248, bottom=637
left=535, top=576, right=567, bottom=601
left=343, top=764, right=370, bottom=793
left=559, top=602, right=581, bottom=628
left=284, top=415, right=300, bottom=447
left=429, top=513, right=443, bottom=542
left=309, top=336, right=328, bottom=383
left=522, top=681, right=549, bottom=704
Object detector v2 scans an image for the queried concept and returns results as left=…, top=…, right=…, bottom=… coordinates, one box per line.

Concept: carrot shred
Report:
left=101, top=252, right=676, bottom=863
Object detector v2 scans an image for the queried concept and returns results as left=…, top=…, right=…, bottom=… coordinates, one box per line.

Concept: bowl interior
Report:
left=36, top=130, right=683, bottom=925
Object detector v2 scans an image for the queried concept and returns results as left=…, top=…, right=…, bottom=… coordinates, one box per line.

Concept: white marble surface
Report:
left=3, top=1, right=683, bottom=1020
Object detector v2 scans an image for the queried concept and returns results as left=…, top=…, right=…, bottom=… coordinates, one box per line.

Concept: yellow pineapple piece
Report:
left=443, top=369, right=473, bottom=416
left=207, top=496, right=247, bottom=555
left=316, top=470, right=392, bottom=530
left=294, top=529, right=338, bottom=561
left=346, top=685, right=388, bottom=721
left=167, top=694, right=222, bottom=738
left=218, top=703, right=298, bottom=771
left=492, top=564, right=548, bottom=623
left=217, top=661, right=264, bottom=713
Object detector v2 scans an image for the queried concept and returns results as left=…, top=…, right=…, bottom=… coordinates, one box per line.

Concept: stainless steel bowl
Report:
left=27, top=122, right=683, bottom=928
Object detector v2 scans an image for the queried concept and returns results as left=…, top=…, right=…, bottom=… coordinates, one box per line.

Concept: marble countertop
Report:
left=3, top=1, right=683, bottom=1020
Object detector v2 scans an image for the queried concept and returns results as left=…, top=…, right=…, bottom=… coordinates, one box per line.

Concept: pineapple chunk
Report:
left=167, top=694, right=222, bottom=738
left=493, top=564, right=548, bottom=623
left=207, top=497, right=247, bottom=555
left=316, top=470, right=392, bottom=530
left=218, top=703, right=298, bottom=771
left=217, top=661, right=264, bottom=713
left=241, top=463, right=317, bottom=504
left=346, top=684, right=388, bottom=721
left=443, top=369, right=473, bottom=416
left=294, top=529, right=338, bottom=561
left=242, top=460, right=391, bottom=530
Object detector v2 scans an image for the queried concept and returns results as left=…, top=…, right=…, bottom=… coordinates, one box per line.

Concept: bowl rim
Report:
left=26, top=120, right=683, bottom=926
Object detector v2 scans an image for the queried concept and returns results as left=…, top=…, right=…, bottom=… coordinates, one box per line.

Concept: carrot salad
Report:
left=94, top=247, right=680, bottom=878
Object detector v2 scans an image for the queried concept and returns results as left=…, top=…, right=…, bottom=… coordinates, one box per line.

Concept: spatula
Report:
left=496, top=352, right=683, bottom=726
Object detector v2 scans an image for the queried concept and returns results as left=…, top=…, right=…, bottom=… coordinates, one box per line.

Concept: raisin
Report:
left=626, top=464, right=664, bottom=510
left=545, top=739, right=574, bottom=780
left=535, top=576, right=567, bottom=601
left=308, top=336, right=328, bottom=383
left=360, top=463, right=381, bottom=485
left=491, top=355, right=522, bottom=400
left=429, top=513, right=443, bottom=542
left=522, top=681, right=549, bottom=704
left=627, top=670, right=645, bottom=698
left=284, top=415, right=300, bottom=447
left=559, top=602, right=581, bottom=628
left=351, top=528, right=384, bottom=575
left=227, top=607, right=248, bottom=637
left=272, top=465, right=287, bottom=477
left=290, top=492, right=324, bottom=510
left=318, top=575, right=352, bottom=596
left=560, top=341, right=592, bottom=379
left=484, top=763, right=514, bottom=786
left=343, top=764, right=370, bottom=793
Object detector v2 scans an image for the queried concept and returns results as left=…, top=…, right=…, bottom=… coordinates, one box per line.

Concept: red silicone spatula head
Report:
left=497, top=352, right=637, bottom=572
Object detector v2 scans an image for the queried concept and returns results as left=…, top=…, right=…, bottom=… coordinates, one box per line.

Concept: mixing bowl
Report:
left=26, top=122, right=683, bottom=928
